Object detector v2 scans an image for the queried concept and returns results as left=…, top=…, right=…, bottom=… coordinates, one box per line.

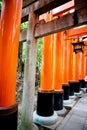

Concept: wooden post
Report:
left=62, top=31, right=70, bottom=103
left=0, top=0, right=22, bottom=107
left=79, top=53, right=84, bottom=79
left=68, top=37, right=75, bottom=98
left=33, top=12, right=58, bottom=126
left=53, top=32, right=63, bottom=91
left=71, top=37, right=81, bottom=94
left=84, top=44, right=87, bottom=76
left=40, top=12, right=53, bottom=91
left=19, top=6, right=39, bottom=130
left=40, top=35, right=53, bottom=91
left=0, top=0, right=22, bottom=129
left=62, top=31, right=70, bottom=84
left=53, top=32, right=64, bottom=112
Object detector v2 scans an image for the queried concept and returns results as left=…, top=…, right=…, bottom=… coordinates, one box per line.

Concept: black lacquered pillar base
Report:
left=62, top=84, right=72, bottom=105
left=37, top=90, right=54, bottom=117
left=79, top=79, right=86, bottom=89
left=33, top=89, right=58, bottom=125
left=74, top=81, right=80, bottom=94
left=0, top=103, right=18, bottom=130
left=54, top=90, right=64, bottom=111
left=68, top=81, right=75, bottom=98
left=62, top=84, right=69, bottom=100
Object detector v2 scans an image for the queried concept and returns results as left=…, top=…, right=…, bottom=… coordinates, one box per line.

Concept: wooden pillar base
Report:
left=0, top=103, right=18, bottom=130
left=74, top=81, right=80, bottom=93
left=33, top=89, right=58, bottom=125
left=37, top=90, right=54, bottom=117
left=79, top=79, right=86, bottom=88
left=54, top=90, right=64, bottom=111
left=68, top=81, right=75, bottom=97
left=33, top=110, right=58, bottom=126
left=62, top=84, right=70, bottom=100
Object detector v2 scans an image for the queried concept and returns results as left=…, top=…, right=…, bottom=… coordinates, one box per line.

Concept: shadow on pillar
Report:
left=62, top=84, right=72, bottom=105
left=54, top=90, right=67, bottom=115
left=33, top=89, right=58, bottom=125
left=79, top=79, right=87, bottom=92
left=74, top=81, right=81, bottom=95
left=54, top=90, right=64, bottom=111
left=62, top=84, right=69, bottom=100
left=68, top=81, right=75, bottom=99
left=0, top=103, right=18, bottom=130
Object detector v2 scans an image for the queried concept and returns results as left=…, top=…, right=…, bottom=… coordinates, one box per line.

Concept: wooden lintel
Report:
left=34, top=0, right=71, bottom=15
left=22, top=0, right=87, bottom=23
left=21, top=0, right=71, bottom=23
left=20, top=7, right=87, bottom=42
left=23, top=0, right=38, bottom=8
left=75, top=0, right=87, bottom=10
left=34, top=7, right=87, bottom=38
left=21, top=6, right=29, bottom=23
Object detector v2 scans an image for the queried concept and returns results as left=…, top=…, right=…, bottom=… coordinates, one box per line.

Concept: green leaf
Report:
left=20, top=22, right=28, bottom=31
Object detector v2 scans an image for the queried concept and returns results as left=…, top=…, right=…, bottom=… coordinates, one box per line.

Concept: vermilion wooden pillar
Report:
left=75, top=53, right=80, bottom=81
left=0, top=0, right=22, bottom=129
left=62, top=31, right=68, bottom=84
left=62, top=31, right=70, bottom=102
left=83, top=42, right=87, bottom=89
left=84, top=43, right=87, bottom=76
left=79, top=52, right=86, bottom=89
left=53, top=32, right=64, bottom=112
left=72, top=40, right=81, bottom=94
left=66, top=37, right=75, bottom=98
left=53, top=32, right=63, bottom=91
left=68, top=26, right=87, bottom=93
left=40, top=35, right=53, bottom=91
left=34, top=12, right=58, bottom=125
left=68, top=38, right=73, bottom=81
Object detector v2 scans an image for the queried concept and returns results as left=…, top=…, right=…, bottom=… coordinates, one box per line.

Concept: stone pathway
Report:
left=56, top=93, right=87, bottom=130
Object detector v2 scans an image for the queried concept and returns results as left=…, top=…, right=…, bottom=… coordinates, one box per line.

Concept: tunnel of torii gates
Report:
left=0, top=0, right=87, bottom=130
left=34, top=11, right=87, bottom=125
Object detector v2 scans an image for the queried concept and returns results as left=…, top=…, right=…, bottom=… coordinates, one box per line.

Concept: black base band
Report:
left=62, top=84, right=69, bottom=100
left=0, top=103, right=18, bottom=130
left=74, top=81, right=80, bottom=93
left=37, top=90, right=54, bottom=117
left=54, top=90, right=64, bottom=111
left=69, top=81, right=75, bottom=96
left=79, top=79, right=86, bottom=88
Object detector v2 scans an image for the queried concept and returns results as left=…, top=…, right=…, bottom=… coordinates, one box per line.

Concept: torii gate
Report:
left=21, top=0, right=87, bottom=129
left=0, top=0, right=87, bottom=130
left=20, top=0, right=87, bottom=130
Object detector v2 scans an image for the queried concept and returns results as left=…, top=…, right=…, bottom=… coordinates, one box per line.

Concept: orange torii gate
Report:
left=0, top=0, right=22, bottom=129
left=34, top=12, right=58, bottom=126
left=68, top=26, right=87, bottom=93
left=34, top=0, right=87, bottom=125
left=52, top=0, right=75, bottom=105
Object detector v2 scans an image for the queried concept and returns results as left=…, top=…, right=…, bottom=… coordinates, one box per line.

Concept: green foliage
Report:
left=35, top=38, right=43, bottom=86
left=19, top=38, right=43, bottom=73
left=20, top=22, right=28, bottom=31
left=0, top=1, right=2, bottom=10
left=18, top=37, right=43, bottom=86
left=36, top=38, right=43, bottom=73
